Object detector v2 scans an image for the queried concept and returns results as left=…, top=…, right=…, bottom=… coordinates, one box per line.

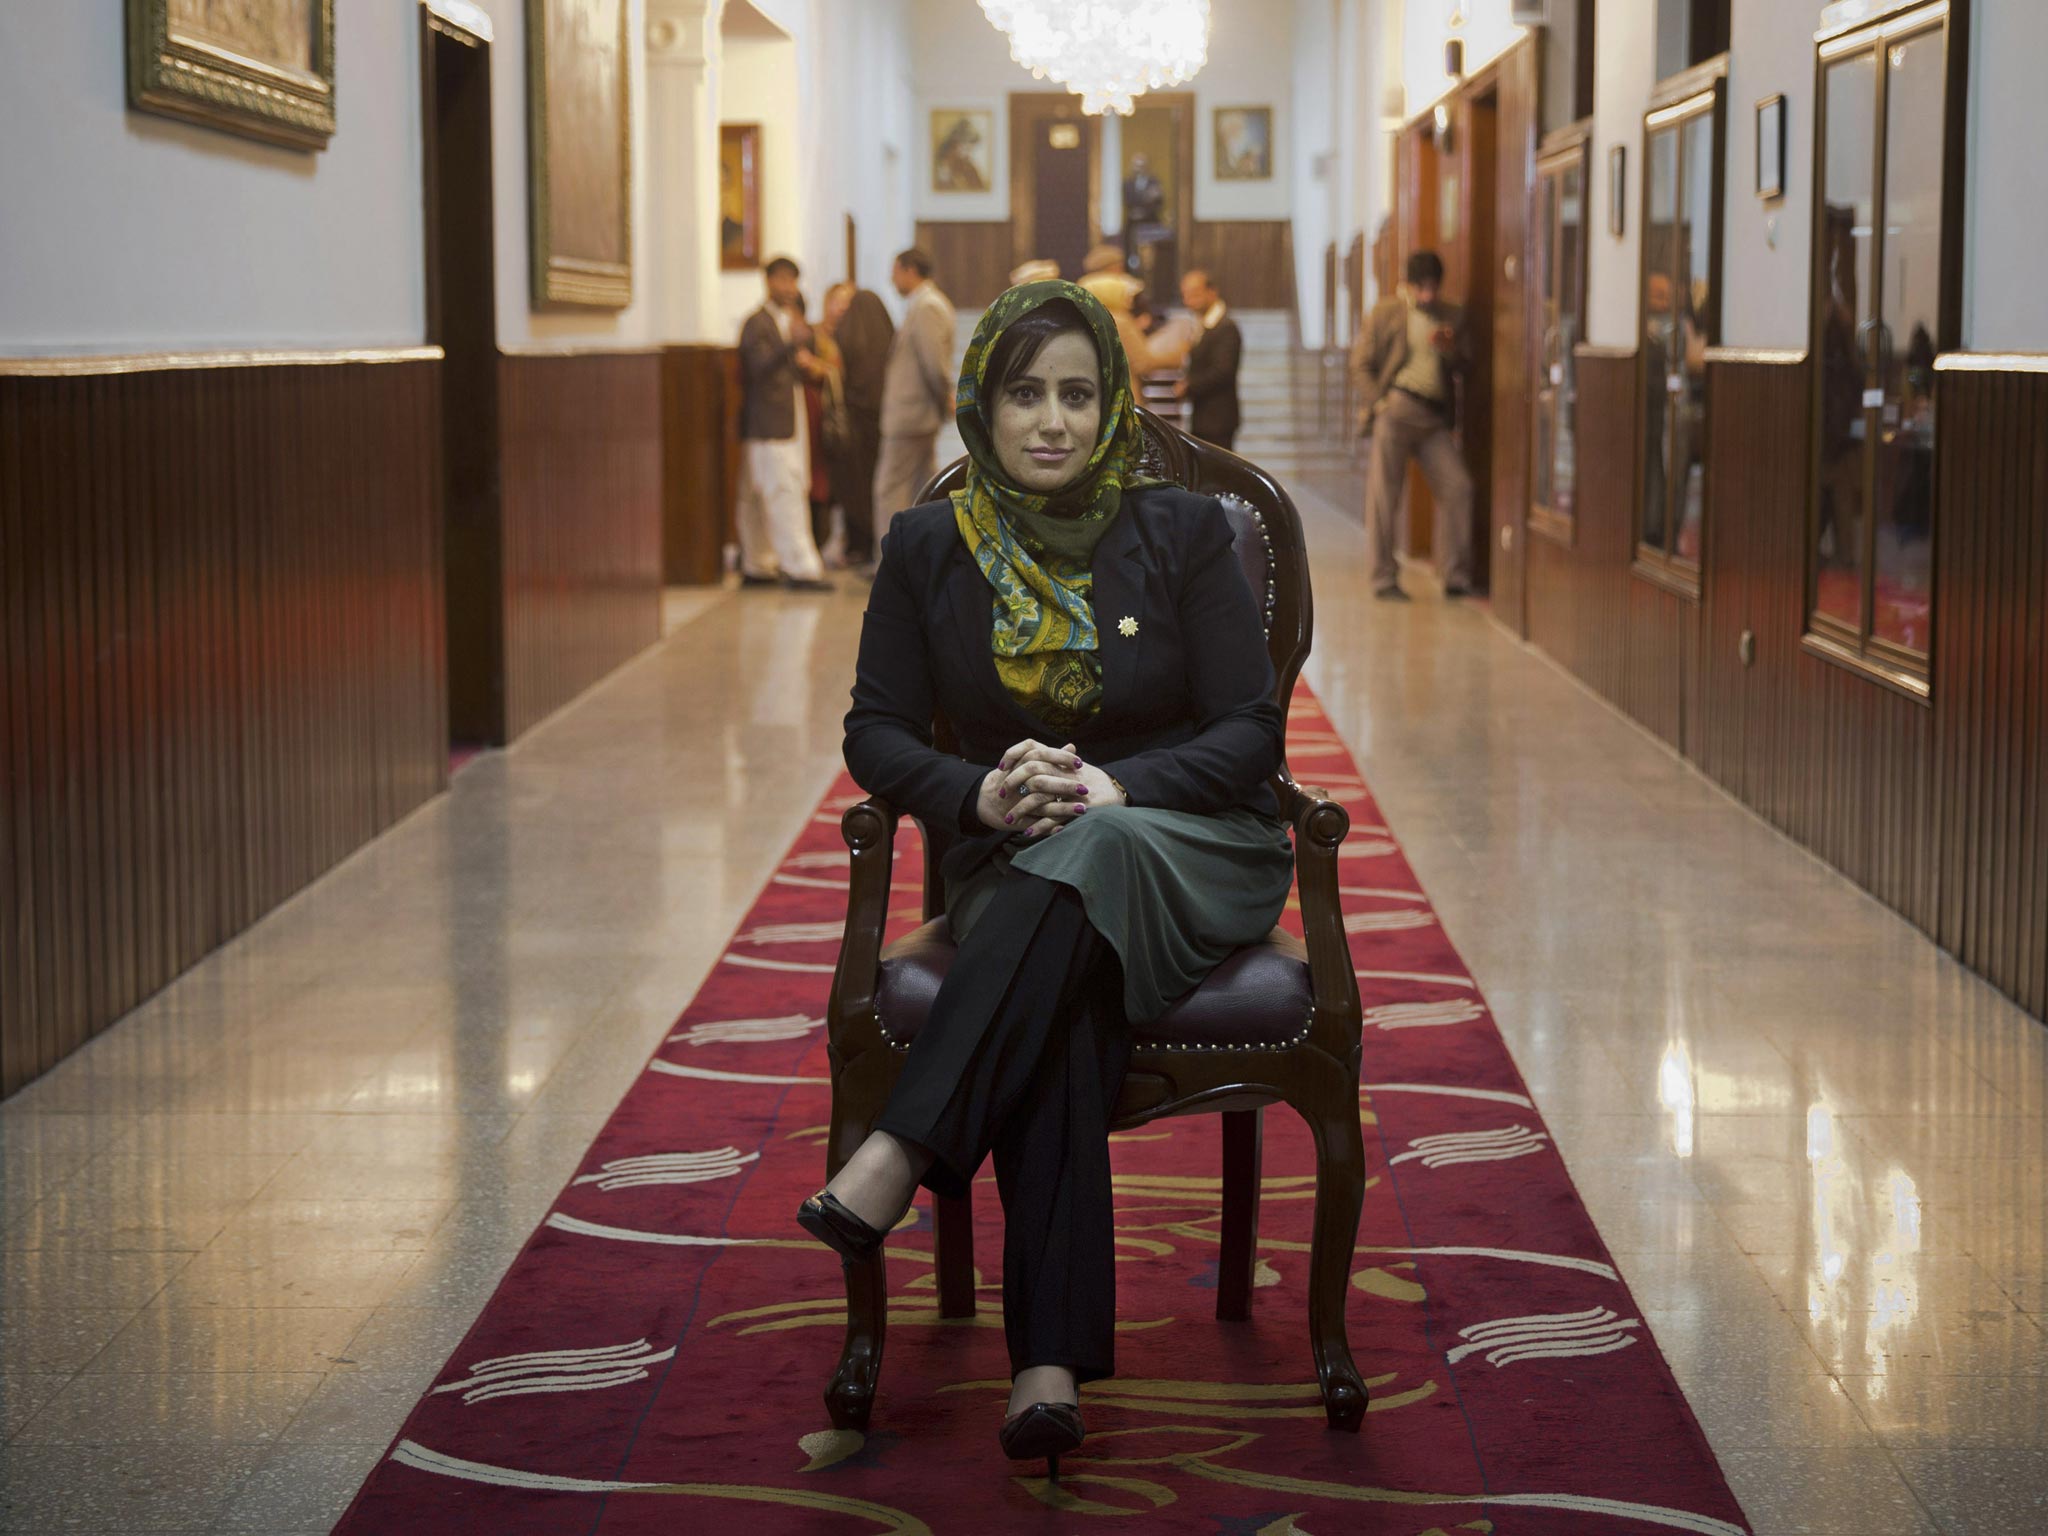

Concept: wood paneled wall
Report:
left=1525, top=348, right=1640, bottom=712
left=912, top=218, right=1299, bottom=315
left=1190, top=220, right=1295, bottom=313
left=660, top=344, right=731, bottom=586
left=1531, top=347, right=2047, bottom=1017
left=498, top=351, right=663, bottom=740
left=914, top=222, right=1014, bottom=311
left=0, top=355, right=445, bottom=1094
left=1931, top=364, right=2048, bottom=1015
left=1694, top=353, right=1933, bottom=928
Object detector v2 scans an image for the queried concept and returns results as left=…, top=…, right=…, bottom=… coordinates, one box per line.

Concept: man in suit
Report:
left=871, top=248, right=957, bottom=555
left=736, top=256, right=831, bottom=590
left=1172, top=269, right=1242, bottom=451
left=822, top=282, right=895, bottom=569
left=1349, top=249, right=1475, bottom=600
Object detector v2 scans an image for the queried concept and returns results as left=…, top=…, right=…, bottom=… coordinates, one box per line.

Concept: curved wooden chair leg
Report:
left=824, top=1249, right=886, bottom=1431
left=1216, top=1108, right=1263, bottom=1321
left=1304, top=1091, right=1369, bottom=1430
left=933, top=1190, right=976, bottom=1319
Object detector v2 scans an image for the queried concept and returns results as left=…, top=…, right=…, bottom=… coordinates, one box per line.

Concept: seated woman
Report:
left=798, top=280, right=1293, bottom=1477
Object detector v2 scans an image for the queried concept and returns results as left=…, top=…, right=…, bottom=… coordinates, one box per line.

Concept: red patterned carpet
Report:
left=333, top=686, right=1752, bottom=1535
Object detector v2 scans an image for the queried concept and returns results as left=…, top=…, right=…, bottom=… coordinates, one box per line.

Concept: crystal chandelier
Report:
left=981, top=0, right=1211, bottom=116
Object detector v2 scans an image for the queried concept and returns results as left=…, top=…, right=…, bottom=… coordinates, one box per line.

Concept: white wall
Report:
left=1290, top=0, right=1336, bottom=343
left=909, top=0, right=1299, bottom=227
left=909, top=0, right=1024, bottom=223
left=1964, top=0, right=2048, bottom=350
left=1193, top=0, right=1296, bottom=221
left=1719, top=0, right=1815, bottom=348
left=1586, top=0, right=1654, bottom=347
left=0, top=1, right=425, bottom=354
left=717, top=23, right=804, bottom=336
left=1399, top=0, right=1527, bottom=122
left=490, top=0, right=657, bottom=350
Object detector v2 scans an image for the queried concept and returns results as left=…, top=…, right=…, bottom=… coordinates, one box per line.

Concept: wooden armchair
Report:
left=821, top=412, right=1367, bottom=1434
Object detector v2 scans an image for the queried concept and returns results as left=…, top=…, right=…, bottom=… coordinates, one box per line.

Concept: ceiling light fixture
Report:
left=980, top=0, right=1212, bottom=116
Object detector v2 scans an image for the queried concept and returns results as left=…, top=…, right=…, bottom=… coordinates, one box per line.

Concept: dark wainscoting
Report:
left=1526, top=347, right=1637, bottom=710
left=1524, top=346, right=1693, bottom=753
left=0, top=352, right=445, bottom=1094
left=1931, top=361, right=2048, bottom=1017
left=1190, top=220, right=1296, bottom=313
left=1696, top=351, right=1934, bottom=931
left=498, top=351, right=663, bottom=741
left=661, top=344, right=731, bottom=586
left=914, top=222, right=1013, bottom=311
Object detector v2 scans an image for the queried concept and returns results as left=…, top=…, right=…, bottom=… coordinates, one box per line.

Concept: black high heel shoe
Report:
left=999, top=1402, right=1085, bottom=1480
left=796, top=1189, right=891, bottom=1263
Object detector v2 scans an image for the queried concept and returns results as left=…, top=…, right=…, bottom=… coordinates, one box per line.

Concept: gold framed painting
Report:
left=125, top=0, right=336, bottom=151
left=1213, top=105, right=1273, bottom=181
left=526, top=0, right=632, bottom=310
left=930, top=109, right=993, bottom=193
left=719, top=123, right=762, bottom=271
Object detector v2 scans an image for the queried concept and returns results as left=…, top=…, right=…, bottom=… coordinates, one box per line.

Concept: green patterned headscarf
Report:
left=952, top=278, right=1162, bottom=732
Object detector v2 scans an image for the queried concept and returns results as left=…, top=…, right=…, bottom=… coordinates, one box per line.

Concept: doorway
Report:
left=1009, top=95, right=1099, bottom=280
left=420, top=5, right=502, bottom=751
left=1119, top=93, right=1194, bottom=299
left=1461, top=85, right=1499, bottom=598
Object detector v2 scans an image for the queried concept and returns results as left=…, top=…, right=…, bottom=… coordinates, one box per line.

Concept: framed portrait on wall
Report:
left=125, top=0, right=336, bottom=150
left=930, top=109, right=993, bottom=194
left=1755, top=94, right=1786, bottom=200
left=719, top=123, right=762, bottom=271
left=526, top=0, right=632, bottom=309
left=1213, top=106, right=1273, bottom=181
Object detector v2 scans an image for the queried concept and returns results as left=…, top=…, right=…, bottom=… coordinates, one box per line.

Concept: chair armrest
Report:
left=1271, top=771, right=1364, bottom=1071
left=829, top=797, right=898, bottom=1046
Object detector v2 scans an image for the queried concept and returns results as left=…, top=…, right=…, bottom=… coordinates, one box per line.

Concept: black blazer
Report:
left=1184, top=316, right=1243, bottom=445
left=844, top=485, right=1284, bottom=887
left=739, top=305, right=800, bottom=441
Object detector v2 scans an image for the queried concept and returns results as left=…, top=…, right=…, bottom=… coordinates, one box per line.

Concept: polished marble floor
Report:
left=2, top=318, right=2043, bottom=1533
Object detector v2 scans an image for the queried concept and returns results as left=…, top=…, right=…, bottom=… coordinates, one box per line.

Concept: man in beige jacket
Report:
left=871, top=248, right=958, bottom=552
left=1350, top=249, right=1475, bottom=600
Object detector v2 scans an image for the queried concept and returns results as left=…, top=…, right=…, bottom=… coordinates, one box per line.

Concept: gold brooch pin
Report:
left=1117, top=616, right=1139, bottom=638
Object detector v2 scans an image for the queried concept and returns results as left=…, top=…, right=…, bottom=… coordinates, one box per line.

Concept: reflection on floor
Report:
left=0, top=311, right=2042, bottom=1532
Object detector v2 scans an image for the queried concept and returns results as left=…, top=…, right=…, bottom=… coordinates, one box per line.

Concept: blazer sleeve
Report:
left=1100, top=501, right=1283, bottom=813
left=843, top=526, right=990, bottom=835
left=740, top=312, right=797, bottom=384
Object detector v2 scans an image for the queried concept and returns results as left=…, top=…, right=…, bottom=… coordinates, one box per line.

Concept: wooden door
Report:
left=1487, top=38, right=1538, bottom=633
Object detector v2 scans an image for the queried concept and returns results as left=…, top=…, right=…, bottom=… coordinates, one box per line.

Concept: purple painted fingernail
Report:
left=997, top=788, right=1006, bottom=798
left=1003, top=813, right=1014, bottom=824
left=1001, top=759, right=1011, bottom=769
left=1075, top=785, right=1089, bottom=796
left=1073, top=804, right=1087, bottom=815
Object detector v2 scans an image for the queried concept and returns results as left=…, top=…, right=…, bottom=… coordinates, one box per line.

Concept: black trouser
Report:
left=875, top=871, right=1130, bottom=1384
left=832, top=407, right=883, bottom=564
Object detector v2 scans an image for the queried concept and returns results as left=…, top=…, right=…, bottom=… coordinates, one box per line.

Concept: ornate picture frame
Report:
left=1213, top=105, right=1273, bottom=182
left=526, top=0, right=633, bottom=310
left=125, top=0, right=336, bottom=151
left=929, top=109, right=994, bottom=193
left=719, top=123, right=762, bottom=271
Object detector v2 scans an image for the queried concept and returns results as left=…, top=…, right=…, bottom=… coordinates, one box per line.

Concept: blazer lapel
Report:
left=1091, top=509, right=1149, bottom=719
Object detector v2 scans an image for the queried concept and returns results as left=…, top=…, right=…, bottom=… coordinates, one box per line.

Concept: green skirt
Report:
left=947, top=806, right=1295, bottom=1025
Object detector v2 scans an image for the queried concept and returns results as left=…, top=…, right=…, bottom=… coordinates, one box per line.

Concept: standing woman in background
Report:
left=798, top=280, right=1293, bottom=1478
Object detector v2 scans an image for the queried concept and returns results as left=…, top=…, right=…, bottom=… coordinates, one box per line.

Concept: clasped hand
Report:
left=975, top=738, right=1125, bottom=839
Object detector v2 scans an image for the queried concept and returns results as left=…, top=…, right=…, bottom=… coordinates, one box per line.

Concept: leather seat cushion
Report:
left=873, top=919, right=1314, bottom=1050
